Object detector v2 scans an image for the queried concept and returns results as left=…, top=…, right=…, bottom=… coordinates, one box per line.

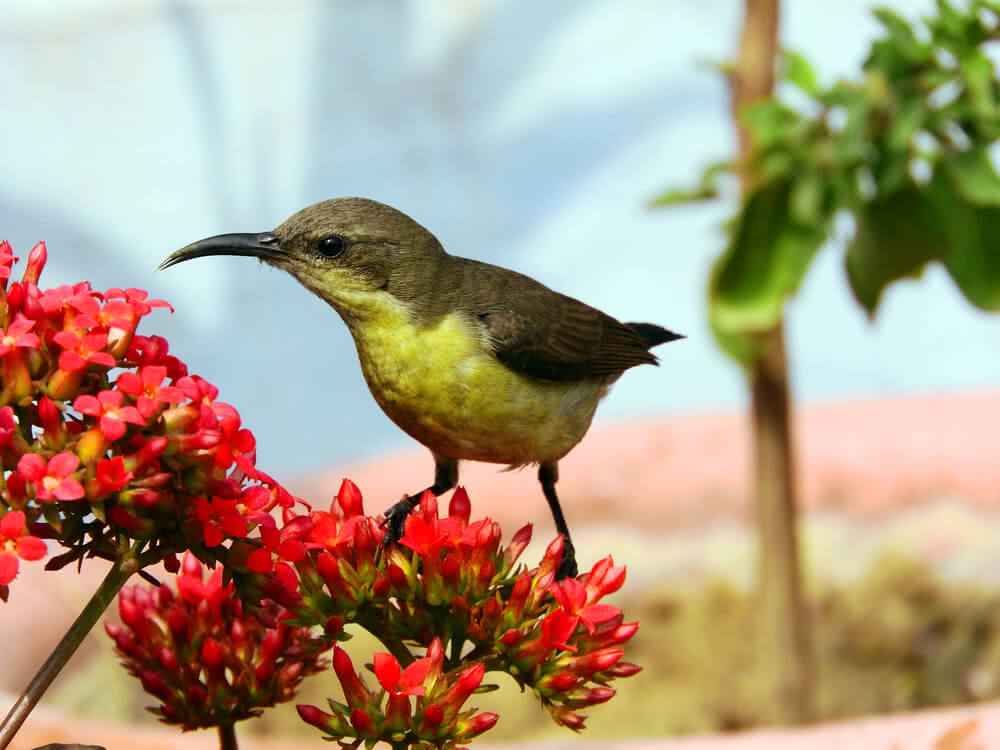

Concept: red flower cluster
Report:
left=298, top=640, right=498, bottom=748
left=0, top=243, right=640, bottom=749
left=105, top=553, right=327, bottom=729
left=283, top=483, right=640, bottom=740
left=0, top=243, right=300, bottom=600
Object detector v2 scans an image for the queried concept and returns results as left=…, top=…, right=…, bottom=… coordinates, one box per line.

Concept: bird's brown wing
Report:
left=478, top=288, right=660, bottom=382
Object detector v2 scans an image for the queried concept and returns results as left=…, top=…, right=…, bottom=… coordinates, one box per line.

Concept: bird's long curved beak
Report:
left=158, top=232, right=285, bottom=270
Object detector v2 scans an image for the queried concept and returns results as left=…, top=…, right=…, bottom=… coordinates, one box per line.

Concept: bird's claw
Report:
left=381, top=498, right=415, bottom=546
left=555, top=539, right=578, bottom=580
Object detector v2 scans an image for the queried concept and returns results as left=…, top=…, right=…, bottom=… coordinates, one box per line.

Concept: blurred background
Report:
left=3, top=0, right=1000, bottom=747
left=3, top=0, right=999, bottom=473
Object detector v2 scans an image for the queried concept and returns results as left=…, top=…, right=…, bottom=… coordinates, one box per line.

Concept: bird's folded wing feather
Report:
left=479, top=291, right=658, bottom=382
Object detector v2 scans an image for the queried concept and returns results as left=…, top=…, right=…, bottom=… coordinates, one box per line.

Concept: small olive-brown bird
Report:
left=161, top=198, right=682, bottom=578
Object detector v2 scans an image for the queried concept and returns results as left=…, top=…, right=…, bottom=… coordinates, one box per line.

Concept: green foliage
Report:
left=656, top=0, right=1000, bottom=362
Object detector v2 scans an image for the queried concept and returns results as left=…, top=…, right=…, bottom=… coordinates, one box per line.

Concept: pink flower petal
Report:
left=48, top=452, right=80, bottom=478
left=0, top=510, right=26, bottom=538
left=54, top=478, right=84, bottom=501
left=0, top=553, right=18, bottom=585
left=16, top=453, right=47, bottom=481
left=16, top=536, right=46, bottom=561
left=99, top=416, right=127, bottom=441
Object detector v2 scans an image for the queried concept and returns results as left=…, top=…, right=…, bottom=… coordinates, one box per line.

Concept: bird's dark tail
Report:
left=626, top=322, right=685, bottom=348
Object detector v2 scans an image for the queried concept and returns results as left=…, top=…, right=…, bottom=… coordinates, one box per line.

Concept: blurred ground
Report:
left=2, top=389, right=999, bottom=748
left=2, top=692, right=998, bottom=749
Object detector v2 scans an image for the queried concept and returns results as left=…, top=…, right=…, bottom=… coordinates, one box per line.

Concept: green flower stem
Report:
left=0, top=555, right=138, bottom=749
left=377, top=633, right=415, bottom=667
left=356, top=610, right=416, bottom=667
left=217, top=721, right=238, bottom=750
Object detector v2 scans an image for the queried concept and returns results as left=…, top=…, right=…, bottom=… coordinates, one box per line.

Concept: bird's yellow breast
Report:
left=336, top=290, right=606, bottom=466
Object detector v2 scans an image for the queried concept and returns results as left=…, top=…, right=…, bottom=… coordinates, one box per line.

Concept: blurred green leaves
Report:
left=656, top=0, right=1000, bottom=363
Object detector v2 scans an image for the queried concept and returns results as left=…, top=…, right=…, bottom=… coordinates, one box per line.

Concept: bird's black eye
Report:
left=317, top=234, right=346, bottom=258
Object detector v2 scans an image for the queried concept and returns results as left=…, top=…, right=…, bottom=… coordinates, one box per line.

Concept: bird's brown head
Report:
left=160, top=197, right=446, bottom=319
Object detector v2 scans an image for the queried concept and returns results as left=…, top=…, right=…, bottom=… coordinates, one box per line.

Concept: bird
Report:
left=160, top=198, right=683, bottom=579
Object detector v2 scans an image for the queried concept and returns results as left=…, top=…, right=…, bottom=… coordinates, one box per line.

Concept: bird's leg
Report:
left=382, top=455, right=458, bottom=544
left=538, top=461, right=578, bottom=580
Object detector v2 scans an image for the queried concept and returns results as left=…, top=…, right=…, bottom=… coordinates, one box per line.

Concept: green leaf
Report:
left=941, top=147, right=1000, bottom=205
left=846, top=185, right=944, bottom=315
left=781, top=49, right=818, bottom=95
left=959, top=51, right=995, bottom=119
left=649, top=185, right=717, bottom=207
left=943, top=208, right=1000, bottom=310
left=709, top=180, right=827, bottom=338
left=886, top=98, right=925, bottom=152
left=649, top=160, right=734, bottom=208
left=929, top=178, right=1000, bottom=310
left=932, top=0, right=967, bottom=42
left=741, top=99, right=802, bottom=148
left=872, top=7, right=917, bottom=44
left=789, top=171, right=825, bottom=224
left=709, top=307, right=761, bottom=365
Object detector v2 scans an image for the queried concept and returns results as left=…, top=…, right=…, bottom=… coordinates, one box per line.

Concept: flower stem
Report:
left=218, top=721, right=238, bottom=750
left=0, top=557, right=136, bottom=748
left=376, top=632, right=414, bottom=667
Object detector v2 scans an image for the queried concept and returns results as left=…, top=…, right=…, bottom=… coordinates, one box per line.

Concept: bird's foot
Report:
left=556, top=538, right=578, bottom=580
left=381, top=495, right=419, bottom=545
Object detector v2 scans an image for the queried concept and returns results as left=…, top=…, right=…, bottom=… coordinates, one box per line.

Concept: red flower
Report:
left=0, top=241, right=16, bottom=285
left=0, top=406, right=17, bottom=446
left=105, top=287, right=173, bottom=315
left=0, top=510, right=46, bottom=584
left=73, top=390, right=146, bottom=441
left=194, top=497, right=247, bottom=547
left=0, top=315, right=41, bottom=356
left=174, top=553, right=232, bottom=615
left=17, top=452, right=84, bottom=501
left=539, top=608, right=580, bottom=653
left=53, top=330, right=116, bottom=372
left=549, top=578, right=620, bottom=634
left=247, top=525, right=306, bottom=593
left=115, top=365, right=185, bottom=419
left=399, top=513, right=447, bottom=557
left=373, top=652, right=432, bottom=697
left=128, top=335, right=187, bottom=380
left=176, top=375, right=219, bottom=403
left=95, top=456, right=133, bottom=493
left=581, top=556, right=626, bottom=600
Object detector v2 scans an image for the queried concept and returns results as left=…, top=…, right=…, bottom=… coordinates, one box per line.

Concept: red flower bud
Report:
left=297, top=704, right=335, bottom=729
left=349, top=708, right=374, bottom=736
left=387, top=563, right=407, bottom=588
left=419, top=702, right=444, bottom=734
left=22, top=242, right=47, bottom=285
left=201, top=637, right=225, bottom=668
left=448, top=486, right=470, bottom=524
left=605, top=661, right=642, bottom=678
left=336, top=478, right=364, bottom=517
left=457, top=711, right=499, bottom=740
left=499, top=628, right=522, bottom=647
left=566, top=647, right=624, bottom=676
left=333, top=647, right=370, bottom=708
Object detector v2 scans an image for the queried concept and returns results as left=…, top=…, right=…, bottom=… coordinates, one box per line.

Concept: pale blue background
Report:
left=1, top=0, right=996, bottom=473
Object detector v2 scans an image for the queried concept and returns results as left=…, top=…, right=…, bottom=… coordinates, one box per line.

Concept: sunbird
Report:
left=161, top=198, right=682, bottom=578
